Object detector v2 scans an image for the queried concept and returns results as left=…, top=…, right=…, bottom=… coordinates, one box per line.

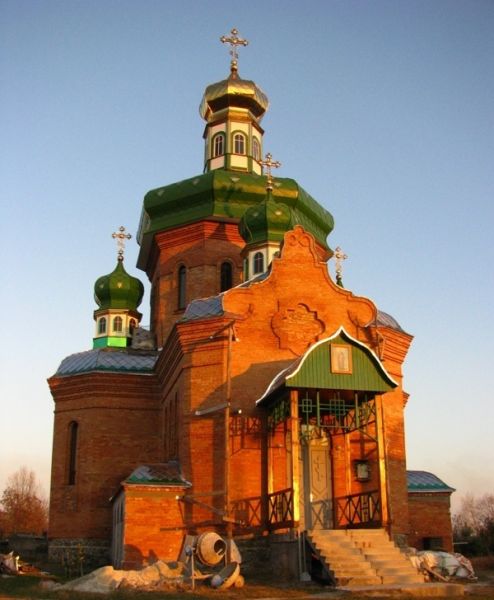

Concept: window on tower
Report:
left=213, top=133, right=225, bottom=157
left=98, top=317, right=107, bottom=335
left=253, top=252, right=264, bottom=274
left=252, top=137, right=260, bottom=161
left=113, top=316, right=123, bottom=332
left=68, top=421, right=78, bottom=485
left=220, top=261, right=233, bottom=292
left=233, top=132, right=246, bottom=155
left=178, top=265, right=187, bottom=310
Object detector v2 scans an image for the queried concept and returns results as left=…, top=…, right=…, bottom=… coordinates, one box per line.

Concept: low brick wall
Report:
left=408, top=493, right=453, bottom=551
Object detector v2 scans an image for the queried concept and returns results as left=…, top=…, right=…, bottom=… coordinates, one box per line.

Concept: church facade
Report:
left=47, top=31, right=454, bottom=574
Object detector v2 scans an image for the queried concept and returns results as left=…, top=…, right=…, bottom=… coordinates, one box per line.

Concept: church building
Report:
left=48, top=30, right=454, bottom=579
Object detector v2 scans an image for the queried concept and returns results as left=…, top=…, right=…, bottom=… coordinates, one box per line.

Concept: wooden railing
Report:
left=229, top=488, right=295, bottom=531
left=230, top=495, right=263, bottom=528
left=334, top=490, right=381, bottom=528
left=268, top=488, right=294, bottom=530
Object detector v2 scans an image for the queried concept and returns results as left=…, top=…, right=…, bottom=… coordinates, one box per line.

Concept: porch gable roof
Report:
left=257, top=327, right=397, bottom=404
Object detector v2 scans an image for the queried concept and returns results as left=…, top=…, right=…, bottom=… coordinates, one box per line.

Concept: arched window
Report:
left=252, top=138, right=260, bottom=161
left=113, top=316, right=123, bottom=332
left=213, top=133, right=225, bottom=157
left=98, top=317, right=107, bottom=335
left=220, top=261, right=233, bottom=292
left=253, top=252, right=264, bottom=274
left=233, top=133, right=246, bottom=155
left=178, top=265, right=187, bottom=310
left=68, top=421, right=78, bottom=485
left=129, top=318, right=137, bottom=334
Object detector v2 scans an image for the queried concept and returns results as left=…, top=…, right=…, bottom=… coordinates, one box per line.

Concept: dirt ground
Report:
left=0, top=556, right=493, bottom=600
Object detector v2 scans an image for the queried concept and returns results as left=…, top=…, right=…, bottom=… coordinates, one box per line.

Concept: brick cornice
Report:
left=156, top=220, right=244, bottom=251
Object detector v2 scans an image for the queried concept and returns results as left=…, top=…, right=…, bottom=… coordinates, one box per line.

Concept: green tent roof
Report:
left=137, top=169, right=334, bottom=271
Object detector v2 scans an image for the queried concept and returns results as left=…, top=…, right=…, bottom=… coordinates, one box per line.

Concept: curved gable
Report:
left=286, top=327, right=397, bottom=392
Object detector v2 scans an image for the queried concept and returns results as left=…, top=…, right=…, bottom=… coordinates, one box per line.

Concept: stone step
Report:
left=330, top=564, right=376, bottom=576
left=381, top=574, right=425, bottom=585
left=337, top=575, right=383, bottom=587
left=307, top=528, right=426, bottom=589
left=369, top=558, right=416, bottom=571
left=316, top=544, right=363, bottom=557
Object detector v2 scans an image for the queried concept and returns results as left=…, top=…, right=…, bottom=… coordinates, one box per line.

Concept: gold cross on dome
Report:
left=220, top=28, right=248, bottom=72
left=260, top=153, right=281, bottom=191
left=112, top=226, right=132, bottom=261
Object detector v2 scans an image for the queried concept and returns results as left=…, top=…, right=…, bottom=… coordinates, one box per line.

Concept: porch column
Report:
left=289, top=389, right=300, bottom=525
left=375, top=394, right=389, bottom=529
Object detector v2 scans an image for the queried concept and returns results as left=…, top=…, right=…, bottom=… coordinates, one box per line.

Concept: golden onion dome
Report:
left=199, top=69, right=269, bottom=121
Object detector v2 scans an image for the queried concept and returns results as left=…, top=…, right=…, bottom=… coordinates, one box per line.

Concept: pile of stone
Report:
left=53, top=561, right=187, bottom=593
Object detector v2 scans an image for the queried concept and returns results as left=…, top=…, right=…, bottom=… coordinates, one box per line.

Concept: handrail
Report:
left=334, top=490, right=381, bottom=528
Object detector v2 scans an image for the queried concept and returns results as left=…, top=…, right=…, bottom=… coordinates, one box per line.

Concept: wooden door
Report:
left=302, top=432, right=333, bottom=530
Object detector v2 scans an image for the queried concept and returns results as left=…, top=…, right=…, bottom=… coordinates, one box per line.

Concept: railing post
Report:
left=289, top=389, right=300, bottom=525
left=375, top=394, right=389, bottom=529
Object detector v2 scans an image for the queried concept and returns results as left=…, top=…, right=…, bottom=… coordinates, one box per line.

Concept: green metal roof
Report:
left=125, top=463, right=191, bottom=487
left=407, top=470, right=455, bottom=493
left=136, top=169, right=334, bottom=271
left=286, top=330, right=396, bottom=392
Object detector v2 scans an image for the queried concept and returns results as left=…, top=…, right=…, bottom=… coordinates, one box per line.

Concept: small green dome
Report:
left=239, top=194, right=298, bottom=246
left=94, top=260, right=144, bottom=311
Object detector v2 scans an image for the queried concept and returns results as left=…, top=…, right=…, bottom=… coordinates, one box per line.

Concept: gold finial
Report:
left=112, top=226, right=132, bottom=262
left=220, top=28, right=248, bottom=76
left=260, top=153, right=281, bottom=192
left=334, top=246, right=348, bottom=287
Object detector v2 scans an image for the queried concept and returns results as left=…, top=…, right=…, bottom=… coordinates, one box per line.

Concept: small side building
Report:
left=407, top=470, right=455, bottom=552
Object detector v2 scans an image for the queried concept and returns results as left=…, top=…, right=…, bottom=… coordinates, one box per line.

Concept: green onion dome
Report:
left=239, top=194, right=298, bottom=246
left=94, top=260, right=144, bottom=311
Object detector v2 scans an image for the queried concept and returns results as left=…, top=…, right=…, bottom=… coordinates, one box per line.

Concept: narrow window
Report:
left=113, top=316, right=123, bottom=332
left=129, top=318, right=137, bottom=334
left=252, top=138, right=260, bottom=161
left=220, top=261, right=233, bottom=292
left=253, top=252, right=264, bottom=274
left=233, top=133, right=245, bottom=155
left=98, top=317, right=107, bottom=335
left=68, top=421, right=78, bottom=485
left=213, top=133, right=225, bottom=157
left=178, top=265, right=186, bottom=310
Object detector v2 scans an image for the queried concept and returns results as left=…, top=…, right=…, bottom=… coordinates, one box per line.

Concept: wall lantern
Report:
left=354, top=460, right=371, bottom=482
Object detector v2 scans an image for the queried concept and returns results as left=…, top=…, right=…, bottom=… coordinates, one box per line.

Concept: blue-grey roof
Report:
left=181, top=272, right=270, bottom=323
left=54, top=348, right=158, bottom=376
left=375, top=310, right=405, bottom=332
left=407, top=470, right=455, bottom=493
left=125, top=462, right=191, bottom=487
left=182, top=295, right=224, bottom=321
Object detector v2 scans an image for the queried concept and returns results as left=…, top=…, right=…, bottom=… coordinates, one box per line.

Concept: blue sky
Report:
left=1, top=0, right=493, bottom=511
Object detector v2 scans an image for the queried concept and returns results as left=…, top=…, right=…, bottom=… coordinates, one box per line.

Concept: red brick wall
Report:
left=156, top=226, right=413, bottom=540
left=408, top=493, right=454, bottom=551
left=151, top=221, right=245, bottom=346
left=121, top=485, right=187, bottom=568
left=48, top=371, right=160, bottom=542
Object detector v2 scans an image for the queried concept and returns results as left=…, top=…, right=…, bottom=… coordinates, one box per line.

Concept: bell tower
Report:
left=200, top=28, right=269, bottom=175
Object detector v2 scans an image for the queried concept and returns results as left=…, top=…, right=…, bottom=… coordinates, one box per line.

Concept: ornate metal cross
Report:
left=112, top=226, right=132, bottom=261
left=334, top=246, right=348, bottom=286
left=260, top=152, right=281, bottom=191
left=220, top=28, right=248, bottom=72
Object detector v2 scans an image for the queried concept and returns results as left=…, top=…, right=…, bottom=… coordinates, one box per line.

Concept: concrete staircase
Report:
left=307, top=528, right=425, bottom=587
